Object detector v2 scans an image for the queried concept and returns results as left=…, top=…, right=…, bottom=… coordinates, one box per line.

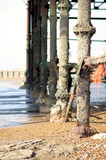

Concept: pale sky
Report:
left=0, top=0, right=27, bottom=71
left=0, top=0, right=106, bottom=70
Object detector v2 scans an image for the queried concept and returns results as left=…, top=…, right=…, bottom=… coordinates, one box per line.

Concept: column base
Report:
left=31, top=89, right=41, bottom=98
left=50, top=100, right=68, bottom=123
left=36, top=95, right=56, bottom=107
left=70, top=125, right=97, bottom=138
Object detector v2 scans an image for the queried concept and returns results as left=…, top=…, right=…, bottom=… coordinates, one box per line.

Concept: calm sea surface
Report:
left=0, top=81, right=106, bottom=128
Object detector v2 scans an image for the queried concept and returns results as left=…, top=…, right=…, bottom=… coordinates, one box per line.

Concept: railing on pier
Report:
left=0, top=70, right=26, bottom=79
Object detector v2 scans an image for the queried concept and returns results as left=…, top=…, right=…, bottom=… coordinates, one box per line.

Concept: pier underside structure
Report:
left=26, top=0, right=106, bottom=137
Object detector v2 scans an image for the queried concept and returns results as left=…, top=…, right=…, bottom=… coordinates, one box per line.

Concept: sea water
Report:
left=0, top=81, right=106, bottom=128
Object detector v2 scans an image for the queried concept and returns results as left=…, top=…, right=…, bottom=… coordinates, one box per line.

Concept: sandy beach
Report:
left=0, top=106, right=106, bottom=159
left=0, top=78, right=106, bottom=159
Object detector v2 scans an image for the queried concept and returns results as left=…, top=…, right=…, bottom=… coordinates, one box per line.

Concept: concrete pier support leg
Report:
left=72, top=0, right=97, bottom=137
left=33, top=19, right=41, bottom=91
left=50, top=0, right=72, bottom=122
left=31, top=1, right=41, bottom=98
left=26, top=0, right=32, bottom=88
left=32, top=0, right=37, bottom=85
left=26, top=3, right=29, bottom=85
left=40, top=4, right=48, bottom=97
left=49, top=0, right=57, bottom=98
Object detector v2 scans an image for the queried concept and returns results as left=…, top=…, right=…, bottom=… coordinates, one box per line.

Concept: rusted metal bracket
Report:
left=77, top=54, right=106, bottom=75
left=84, top=53, right=106, bottom=65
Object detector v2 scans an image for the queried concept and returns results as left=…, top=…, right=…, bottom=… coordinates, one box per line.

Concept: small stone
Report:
left=83, top=153, right=90, bottom=158
left=92, top=133, right=106, bottom=139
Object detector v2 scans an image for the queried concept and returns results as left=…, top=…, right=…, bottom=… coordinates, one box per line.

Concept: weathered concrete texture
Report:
left=40, top=6, right=48, bottom=97
left=33, top=1, right=38, bottom=75
left=77, top=71, right=90, bottom=127
left=40, top=106, right=51, bottom=113
left=32, top=30, right=41, bottom=92
left=49, top=0, right=57, bottom=98
left=36, top=96, right=56, bottom=113
left=27, top=0, right=34, bottom=86
left=73, top=0, right=96, bottom=129
left=73, top=0, right=95, bottom=36
left=31, top=88, right=40, bottom=98
left=31, top=22, right=41, bottom=95
left=50, top=0, right=72, bottom=122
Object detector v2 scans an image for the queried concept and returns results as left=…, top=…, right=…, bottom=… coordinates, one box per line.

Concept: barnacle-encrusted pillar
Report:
left=33, top=19, right=41, bottom=92
left=40, top=4, right=48, bottom=97
left=33, top=0, right=38, bottom=82
left=73, top=0, right=97, bottom=137
left=26, top=1, right=29, bottom=85
left=49, top=0, right=57, bottom=98
left=31, top=0, right=41, bottom=97
left=50, top=0, right=72, bottom=122
left=35, top=2, right=41, bottom=68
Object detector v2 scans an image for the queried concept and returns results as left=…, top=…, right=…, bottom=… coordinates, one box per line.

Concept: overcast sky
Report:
left=0, top=0, right=106, bottom=70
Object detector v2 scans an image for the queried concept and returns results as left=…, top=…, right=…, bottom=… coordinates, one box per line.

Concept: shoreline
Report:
left=0, top=105, right=105, bottom=145
left=0, top=109, right=105, bottom=159
left=0, top=78, right=105, bottom=159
